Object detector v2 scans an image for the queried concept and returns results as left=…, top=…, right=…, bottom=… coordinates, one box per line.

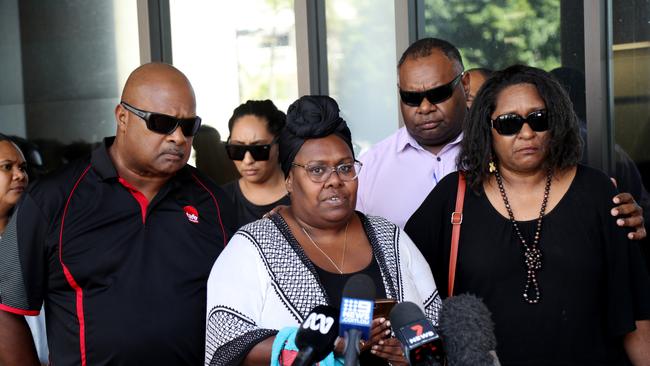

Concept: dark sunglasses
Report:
left=225, top=142, right=276, bottom=161
left=120, top=102, right=202, bottom=137
left=491, top=109, right=549, bottom=135
left=399, top=72, right=464, bottom=107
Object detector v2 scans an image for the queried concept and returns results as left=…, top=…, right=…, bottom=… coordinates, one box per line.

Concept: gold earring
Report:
left=489, top=161, right=497, bottom=173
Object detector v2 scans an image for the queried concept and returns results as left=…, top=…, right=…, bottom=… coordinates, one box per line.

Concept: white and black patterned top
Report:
left=205, top=212, right=441, bottom=366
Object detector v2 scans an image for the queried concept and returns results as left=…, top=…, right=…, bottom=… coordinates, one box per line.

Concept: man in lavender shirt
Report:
left=356, top=38, right=646, bottom=240
left=357, top=38, right=468, bottom=229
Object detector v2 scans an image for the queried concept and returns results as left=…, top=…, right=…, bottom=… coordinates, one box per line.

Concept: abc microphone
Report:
left=339, top=274, right=376, bottom=366
left=390, top=301, right=444, bottom=366
left=292, top=305, right=340, bottom=366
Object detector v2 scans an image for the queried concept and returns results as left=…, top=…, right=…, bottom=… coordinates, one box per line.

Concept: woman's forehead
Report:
left=0, top=141, right=25, bottom=162
left=295, top=135, right=353, bottom=163
left=493, top=83, right=545, bottom=114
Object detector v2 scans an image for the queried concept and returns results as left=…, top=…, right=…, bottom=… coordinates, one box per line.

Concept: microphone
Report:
left=339, top=274, right=376, bottom=366
left=438, top=294, right=500, bottom=366
left=292, top=305, right=340, bottom=366
left=390, top=301, right=445, bottom=366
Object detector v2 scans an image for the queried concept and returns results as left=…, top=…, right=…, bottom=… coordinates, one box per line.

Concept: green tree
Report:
left=424, top=0, right=561, bottom=70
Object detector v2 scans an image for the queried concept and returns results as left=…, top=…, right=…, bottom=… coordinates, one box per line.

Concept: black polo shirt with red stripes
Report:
left=0, top=137, right=238, bottom=365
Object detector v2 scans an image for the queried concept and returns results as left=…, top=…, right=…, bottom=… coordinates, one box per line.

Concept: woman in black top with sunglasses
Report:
left=222, top=100, right=290, bottom=228
left=406, top=65, right=650, bottom=365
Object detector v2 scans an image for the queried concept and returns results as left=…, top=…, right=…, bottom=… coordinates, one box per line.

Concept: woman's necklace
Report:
left=494, top=168, right=552, bottom=304
left=301, top=220, right=349, bottom=274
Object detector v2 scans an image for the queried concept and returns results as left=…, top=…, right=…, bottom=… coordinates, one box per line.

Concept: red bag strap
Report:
left=448, top=171, right=466, bottom=297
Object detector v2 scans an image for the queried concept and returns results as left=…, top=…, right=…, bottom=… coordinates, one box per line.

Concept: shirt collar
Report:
left=396, top=127, right=414, bottom=153
left=91, top=137, right=119, bottom=180
left=91, top=136, right=192, bottom=184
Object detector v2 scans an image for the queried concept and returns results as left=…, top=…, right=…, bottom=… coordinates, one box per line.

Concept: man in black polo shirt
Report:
left=0, top=63, right=238, bottom=365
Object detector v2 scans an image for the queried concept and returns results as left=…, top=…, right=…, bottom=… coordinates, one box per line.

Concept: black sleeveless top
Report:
left=221, top=180, right=290, bottom=228
left=315, top=257, right=388, bottom=366
left=314, top=256, right=387, bottom=308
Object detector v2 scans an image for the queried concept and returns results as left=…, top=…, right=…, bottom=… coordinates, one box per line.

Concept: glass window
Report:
left=0, top=0, right=140, bottom=177
left=422, top=0, right=564, bottom=70
left=0, top=0, right=25, bottom=137
left=169, top=0, right=298, bottom=139
left=611, top=0, right=650, bottom=194
left=421, top=0, right=588, bottom=155
left=325, top=0, right=400, bottom=154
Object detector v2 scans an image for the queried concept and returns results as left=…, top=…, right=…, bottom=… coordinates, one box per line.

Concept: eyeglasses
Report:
left=225, top=142, right=275, bottom=161
left=291, top=161, right=363, bottom=183
left=491, top=110, right=549, bottom=136
left=120, top=102, right=202, bottom=137
left=399, top=72, right=464, bottom=107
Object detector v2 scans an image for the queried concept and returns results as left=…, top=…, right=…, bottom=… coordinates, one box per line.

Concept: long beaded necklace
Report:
left=301, top=220, right=349, bottom=274
left=494, top=168, right=552, bottom=304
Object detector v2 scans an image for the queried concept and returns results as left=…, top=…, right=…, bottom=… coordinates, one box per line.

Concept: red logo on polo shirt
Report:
left=184, top=205, right=199, bottom=224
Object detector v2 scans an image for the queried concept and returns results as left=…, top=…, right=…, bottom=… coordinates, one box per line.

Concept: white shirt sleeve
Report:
left=398, top=227, right=442, bottom=325
left=204, top=232, right=275, bottom=366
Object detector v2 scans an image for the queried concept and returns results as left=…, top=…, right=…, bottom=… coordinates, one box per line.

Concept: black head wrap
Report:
left=279, top=95, right=354, bottom=176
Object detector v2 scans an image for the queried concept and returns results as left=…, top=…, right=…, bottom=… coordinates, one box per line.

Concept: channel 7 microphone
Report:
left=438, top=294, right=500, bottom=366
left=339, top=274, right=375, bottom=366
left=292, top=305, right=340, bottom=366
left=390, top=301, right=444, bottom=366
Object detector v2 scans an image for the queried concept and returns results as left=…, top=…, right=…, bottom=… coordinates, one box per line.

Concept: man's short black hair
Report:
left=398, top=37, right=465, bottom=72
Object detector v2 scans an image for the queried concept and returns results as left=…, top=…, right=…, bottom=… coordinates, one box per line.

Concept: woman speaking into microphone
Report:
left=204, top=96, right=440, bottom=366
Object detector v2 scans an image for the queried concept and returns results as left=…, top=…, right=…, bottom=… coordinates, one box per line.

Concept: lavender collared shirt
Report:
left=356, top=127, right=463, bottom=228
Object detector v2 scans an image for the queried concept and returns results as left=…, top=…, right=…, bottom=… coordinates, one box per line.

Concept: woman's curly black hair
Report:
left=458, top=64, right=583, bottom=191
left=227, top=99, right=286, bottom=139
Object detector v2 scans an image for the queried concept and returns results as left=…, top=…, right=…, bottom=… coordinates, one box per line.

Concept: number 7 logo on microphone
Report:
left=410, top=324, right=424, bottom=336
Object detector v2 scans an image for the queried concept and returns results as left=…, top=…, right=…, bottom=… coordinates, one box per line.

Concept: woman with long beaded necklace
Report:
left=406, top=65, right=650, bottom=365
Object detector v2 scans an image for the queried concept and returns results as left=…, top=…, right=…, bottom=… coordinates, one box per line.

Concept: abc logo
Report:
left=302, top=313, right=335, bottom=334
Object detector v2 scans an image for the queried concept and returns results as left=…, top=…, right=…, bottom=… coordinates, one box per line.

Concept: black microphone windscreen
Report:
left=294, top=305, right=340, bottom=365
left=390, top=301, right=444, bottom=366
left=439, top=294, right=497, bottom=366
left=341, top=273, right=376, bottom=300
left=389, top=301, right=425, bottom=328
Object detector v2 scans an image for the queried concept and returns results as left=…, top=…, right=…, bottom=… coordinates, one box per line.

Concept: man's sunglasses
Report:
left=399, top=72, right=464, bottom=107
left=491, top=110, right=549, bottom=136
left=225, top=142, right=275, bottom=161
left=120, top=102, right=202, bottom=137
